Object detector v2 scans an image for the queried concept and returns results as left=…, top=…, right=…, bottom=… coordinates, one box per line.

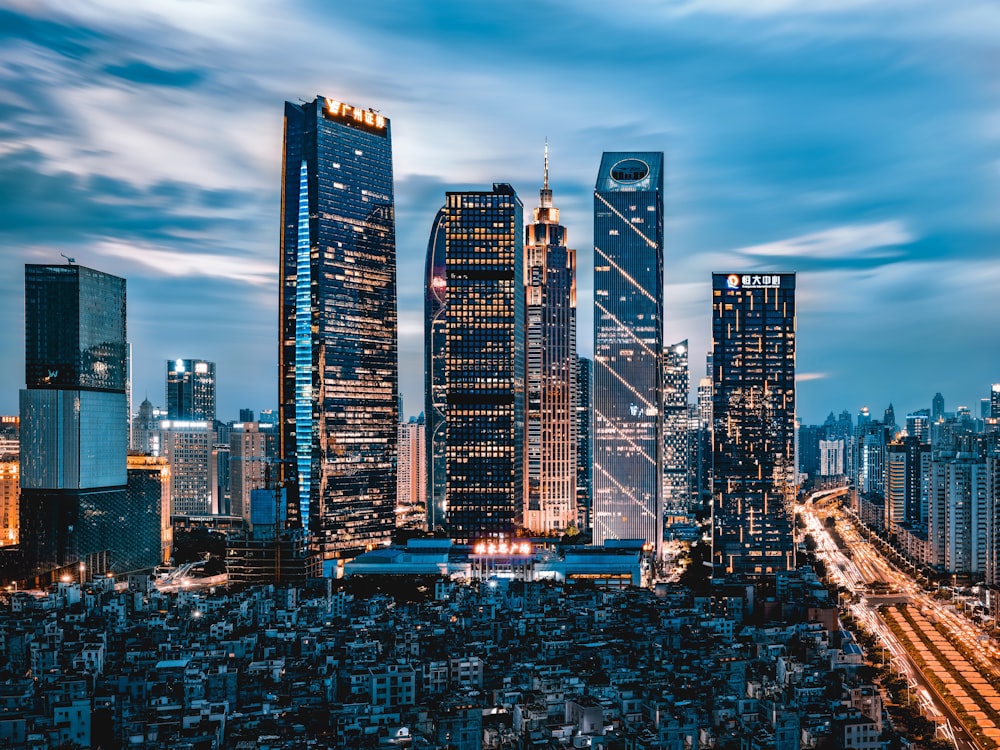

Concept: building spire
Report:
left=543, top=138, right=549, bottom=192
left=539, top=139, right=553, bottom=211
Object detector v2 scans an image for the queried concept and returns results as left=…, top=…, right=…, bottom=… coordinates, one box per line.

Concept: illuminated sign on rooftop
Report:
left=323, top=98, right=387, bottom=135
left=726, top=274, right=784, bottom=290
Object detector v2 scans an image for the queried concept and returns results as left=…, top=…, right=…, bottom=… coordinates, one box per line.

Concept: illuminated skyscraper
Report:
left=19, top=263, right=129, bottom=580
left=711, top=272, right=796, bottom=576
left=663, top=340, right=691, bottom=522
left=444, top=184, right=524, bottom=544
left=576, top=356, right=593, bottom=531
left=166, top=358, right=216, bottom=422
left=279, top=95, right=398, bottom=565
left=424, top=207, right=447, bottom=532
left=524, top=147, right=577, bottom=534
left=592, top=153, right=664, bottom=550
left=397, top=416, right=427, bottom=531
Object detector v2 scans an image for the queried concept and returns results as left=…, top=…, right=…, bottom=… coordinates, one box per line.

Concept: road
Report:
left=801, top=491, right=995, bottom=750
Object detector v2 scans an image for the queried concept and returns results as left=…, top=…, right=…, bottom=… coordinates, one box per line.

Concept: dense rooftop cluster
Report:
left=0, top=566, right=896, bottom=750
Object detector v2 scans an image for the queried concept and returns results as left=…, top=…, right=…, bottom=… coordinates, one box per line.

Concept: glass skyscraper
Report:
left=711, top=272, right=796, bottom=576
left=576, top=356, right=593, bottom=532
left=166, top=358, right=216, bottom=422
left=19, top=263, right=130, bottom=580
left=443, top=184, right=524, bottom=544
left=279, top=95, right=398, bottom=566
left=663, top=339, right=691, bottom=522
left=592, top=152, right=664, bottom=551
left=524, top=148, right=577, bottom=535
left=424, top=207, right=447, bottom=532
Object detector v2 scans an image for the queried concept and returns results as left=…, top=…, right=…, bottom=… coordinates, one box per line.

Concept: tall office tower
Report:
left=524, top=149, right=577, bottom=535
left=797, top=424, right=822, bottom=482
left=126, top=455, right=169, bottom=570
left=20, top=264, right=128, bottom=580
left=992, top=385, right=1000, bottom=419
left=697, top=377, right=712, bottom=426
left=159, top=420, right=216, bottom=516
left=0, top=461, right=18, bottom=546
left=397, top=416, right=427, bottom=531
left=932, top=392, right=945, bottom=423
left=424, top=207, right=448, bottom=532
left=166, top=359, right=216, bottom=422
left=576, top=356, right=593, bottom=532
left=883, top=404, right=896, bottom=436
left=711, top=272, right=796, bottom=576
left=279, top=95, right=398, bottom=564
left=885, top=435, right=930, bottom=532
left=593, top=153, right=664, bottom=550
left=239, top=408, right=255, bottom=423
left=444, top=184, right=524, bottom=543
left=230, top=422, right=276, bottom=521
left=663, top=340, right=691, bottom=522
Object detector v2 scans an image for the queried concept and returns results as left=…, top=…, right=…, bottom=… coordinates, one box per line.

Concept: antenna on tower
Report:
left=543, top=138, right=549, bottom=191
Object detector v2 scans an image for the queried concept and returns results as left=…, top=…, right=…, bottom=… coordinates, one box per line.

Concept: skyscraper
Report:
left=166, top=359, right=216, bottom=422
left=424, top=207, right=448, bottom=532
left=932, top=392, right=945, bottom=423
left=711, top=272, right=796, bottom=576
left=524, top=147, right=577, bottom=535
left=279, top=95, right=398, bottom=565
left=576, top=356, right=593, bottom=532
left=443, top=184, right=524, bottom=544
left=397, top=416, right=427, bottom=531
left=19, top=263, right=129, bottom=580
left=663, top=340, right=691, bottom=523
left=592, top=153, right=664, bottom=550
left=159, top=420, right=216, bottom=516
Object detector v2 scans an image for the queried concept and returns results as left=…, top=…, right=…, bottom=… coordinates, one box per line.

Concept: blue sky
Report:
left=0, top=0, right=997, bottom=424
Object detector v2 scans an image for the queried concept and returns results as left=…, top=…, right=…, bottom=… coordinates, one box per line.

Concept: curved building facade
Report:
left=424, top=207, right=447, bottom=532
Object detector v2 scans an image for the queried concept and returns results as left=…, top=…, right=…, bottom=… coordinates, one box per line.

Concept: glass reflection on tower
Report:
left=592, top=152, right=664, bottom=552
left=279, top=96, right=398, bottom=564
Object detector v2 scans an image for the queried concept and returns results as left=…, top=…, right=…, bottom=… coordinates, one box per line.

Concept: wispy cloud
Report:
left=95, top=241, right=275, bottom=287
left=735, top=221, right=914, bottom=260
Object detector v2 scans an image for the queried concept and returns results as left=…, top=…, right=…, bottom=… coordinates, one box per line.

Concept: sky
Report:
left=0, top=0, right=998, bottom=425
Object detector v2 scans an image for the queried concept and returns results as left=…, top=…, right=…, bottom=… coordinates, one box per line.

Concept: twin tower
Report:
left=280, top=95, right=796, bottom=577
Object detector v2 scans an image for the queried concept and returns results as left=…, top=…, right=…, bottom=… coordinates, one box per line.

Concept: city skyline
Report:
left=1, top=2, right=998, bottom=424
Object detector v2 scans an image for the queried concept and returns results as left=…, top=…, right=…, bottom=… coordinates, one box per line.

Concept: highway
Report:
left=801, top=490, right=999, bottom=750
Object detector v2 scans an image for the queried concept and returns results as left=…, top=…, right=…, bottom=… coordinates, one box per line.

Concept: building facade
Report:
left=443, top=184, right=524, bottom=543
left=230, top=422, right=277, bottom=522
left=19, top=264, right=129, bottom=580
left=663, top=340, right=691, bottom=523
left=397, top=416, right=427, bottom=531
left=576, top=356, right=593, bottom=532
left=592, top=152, right=664, bottom=551
left=711, top=272, right=796, bottom=576
left=159, top=421, right=217, bottom=517
left=279, top=95, right=398, bottom=565
left=166, top=359, right=216, bottom=422
left=424, top=207, right=448, bottom=532
left=524, top=149, right=577, bottom=535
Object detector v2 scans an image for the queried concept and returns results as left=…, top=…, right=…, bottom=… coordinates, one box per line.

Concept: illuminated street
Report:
left=801, top=489, right=1000, bottom=750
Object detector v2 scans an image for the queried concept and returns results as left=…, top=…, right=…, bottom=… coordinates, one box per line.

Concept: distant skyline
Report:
left=1, top=1, right=998, bottom=424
